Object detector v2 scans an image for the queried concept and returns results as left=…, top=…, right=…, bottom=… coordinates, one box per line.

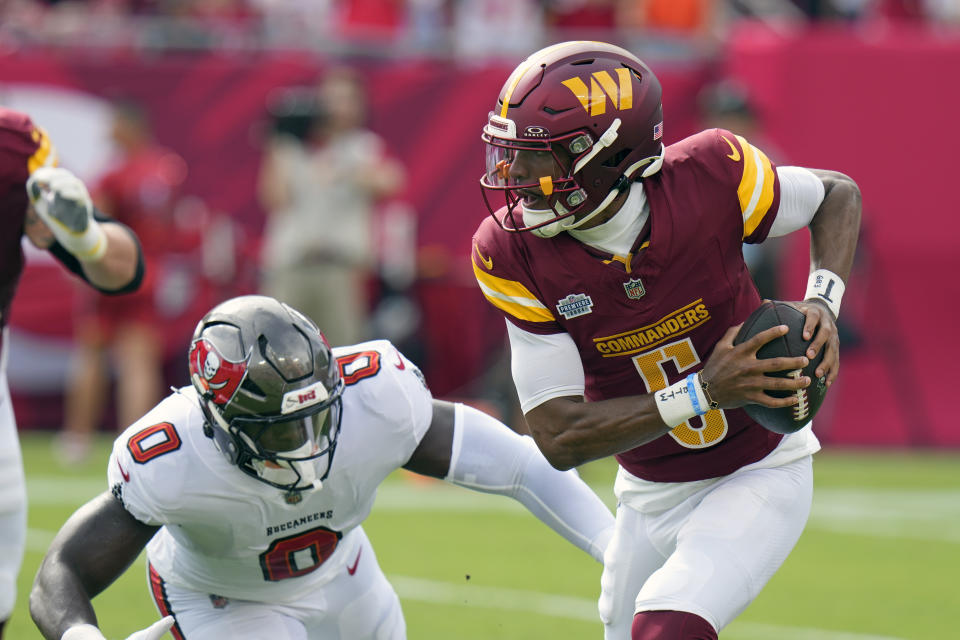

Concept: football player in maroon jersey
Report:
left=0, top=106, right=144, bottom=638
left=474, top=42, right=861, bottom=639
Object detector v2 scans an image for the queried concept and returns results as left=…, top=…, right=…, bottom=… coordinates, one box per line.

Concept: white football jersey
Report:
left=107, top=340, right=433, bottom=603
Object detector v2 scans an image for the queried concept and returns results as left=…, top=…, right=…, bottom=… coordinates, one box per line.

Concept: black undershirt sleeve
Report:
left=48, top=207, right=145, bottom=295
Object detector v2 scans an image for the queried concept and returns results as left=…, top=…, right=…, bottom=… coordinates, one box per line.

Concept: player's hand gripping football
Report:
left=61, top=616, right=175, bottom=640
left=785, top=298, right=840, bottom=387
left=26, top=166, right=107, bottom=262
left=699, top=323, right=811, bottom=410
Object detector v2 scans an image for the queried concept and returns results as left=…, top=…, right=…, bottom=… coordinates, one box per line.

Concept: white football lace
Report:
left=788, top=369, right=810, bottom=420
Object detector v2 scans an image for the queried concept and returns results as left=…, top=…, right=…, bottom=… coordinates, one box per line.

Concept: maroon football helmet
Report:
left=480, top=41, right=664, bottom=235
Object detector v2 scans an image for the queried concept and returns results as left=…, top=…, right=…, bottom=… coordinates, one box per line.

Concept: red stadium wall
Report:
left=3, top=26, right=957, bottom=447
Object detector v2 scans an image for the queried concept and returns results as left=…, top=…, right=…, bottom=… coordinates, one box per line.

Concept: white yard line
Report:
left=390, top=575, right=908, bottom=640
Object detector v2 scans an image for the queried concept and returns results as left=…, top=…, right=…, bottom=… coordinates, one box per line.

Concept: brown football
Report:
left=733, top=301, right=828, bottom=434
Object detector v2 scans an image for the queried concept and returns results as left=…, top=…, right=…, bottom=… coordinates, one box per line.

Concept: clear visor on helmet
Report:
left=233, top=402, right=338, bottom=461
left=481, top=135, right=553, bottom=189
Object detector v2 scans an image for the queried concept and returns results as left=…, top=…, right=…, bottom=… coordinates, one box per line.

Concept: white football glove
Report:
left=61, top=616, right=175, bottom=640
left=26, top=166, right=107, bottom=262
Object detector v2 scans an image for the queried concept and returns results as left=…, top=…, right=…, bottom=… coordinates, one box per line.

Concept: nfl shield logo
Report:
left=623, top=278, right=646, bottom=300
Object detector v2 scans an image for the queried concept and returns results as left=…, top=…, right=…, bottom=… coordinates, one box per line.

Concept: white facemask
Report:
left=522, top=205, right=568, bottom=238
left=522, top=183, right=623, bottom=239
left=252, top=441, right=322, bottom=490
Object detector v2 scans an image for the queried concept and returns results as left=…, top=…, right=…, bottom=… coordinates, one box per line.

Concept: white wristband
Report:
left=805, top=268, right=844, bottom=319
left=62, top=624, right=107, bottom=640
left=73, top=221, right=109, bottom=262
left=655, top=373, right=708, bottom=427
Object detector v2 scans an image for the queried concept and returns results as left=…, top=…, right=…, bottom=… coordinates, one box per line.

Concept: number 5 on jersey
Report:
left=631, top=338, right=729, bottom=448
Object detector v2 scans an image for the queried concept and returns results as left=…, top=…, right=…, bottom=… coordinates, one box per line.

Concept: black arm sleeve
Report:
left=48, top=207, right=145, bottom=295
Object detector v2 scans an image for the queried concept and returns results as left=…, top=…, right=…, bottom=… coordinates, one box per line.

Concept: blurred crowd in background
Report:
left=2, top=0, right=960, bottom=61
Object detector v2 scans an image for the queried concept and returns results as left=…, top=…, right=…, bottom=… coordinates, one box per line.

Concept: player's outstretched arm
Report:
left=523, top=324, right=810, bottom=470
left=24, top=167, right=143, bottom=292
left=30, top=492, right=160, bottom=640
left=403, top=400, right=614, bottom=562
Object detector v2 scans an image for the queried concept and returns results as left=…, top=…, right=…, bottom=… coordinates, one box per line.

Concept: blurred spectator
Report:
left=405, top=0, right=449, bottom=53
left=257, top=67, right=405, bottom=346
left=337, top=0, right=406, bottom=39
left=617, top=0, right=717, bottom=34
left=451, top=0, right=546, bottom=61
left=615, top=0, right=725, bottom=60
left=698, top=78, right=786, bottom=300
left=547, top=0, right=617, bottom=30
left=55, top=100, right=190, bottom=464
left=874, top=0, right=927, bottom=21
left=924, top=0, right=960, bottom=24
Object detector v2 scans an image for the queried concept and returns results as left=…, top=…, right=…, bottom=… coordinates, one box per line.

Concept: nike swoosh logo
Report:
left=117, top=458, right=131, bottom=482
left=393, top=348, right=405, bottom=370
left=347, top=547, right=362, bottom=576
left=721, top=135, right=740, bottom=162
left=474, top=243, right=493, bottom=270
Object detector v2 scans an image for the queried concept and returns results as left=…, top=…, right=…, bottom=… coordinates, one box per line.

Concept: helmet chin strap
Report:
left=522, top=183, right=624, bottom=239
left=573, top=118, right=621, bottom=174
left=560, top=187, right=624, bottom=233
left=522, top=202, right=569, bottom=238
left=628, top=143, right=665, bottom=178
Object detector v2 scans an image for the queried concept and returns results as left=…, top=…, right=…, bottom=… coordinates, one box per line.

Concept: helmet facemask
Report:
left=481, top=124, right=590, bottom=237
left=206, top=379, right=344, bottom=496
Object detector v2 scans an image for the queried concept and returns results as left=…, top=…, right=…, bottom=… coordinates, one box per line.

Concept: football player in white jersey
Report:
left=29, top=295, right=616, bottom=640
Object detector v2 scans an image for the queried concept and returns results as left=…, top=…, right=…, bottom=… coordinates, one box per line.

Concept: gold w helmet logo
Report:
left=561, top=68, right=633, bottom=116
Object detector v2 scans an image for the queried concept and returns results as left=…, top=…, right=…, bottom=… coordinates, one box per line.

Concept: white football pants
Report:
left=599, top=455, right=813, bottom=638
left=147, top=527, right=404, bottom=639
left=0, top=332, right=28, bottom=621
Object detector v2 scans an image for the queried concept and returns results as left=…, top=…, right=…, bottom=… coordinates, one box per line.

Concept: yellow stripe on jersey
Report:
left=472, top=254, right=555, bottom=323
left=735, top=134, right=775, bottom=238
left=27, top=126, right=58, bottom=174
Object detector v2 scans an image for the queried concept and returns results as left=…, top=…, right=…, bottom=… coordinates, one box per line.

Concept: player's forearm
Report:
left=31, top=493, right=159, bottom=639
left=506, top=446, right=615, bottom=562
left=524, top=395, right=671, bottom=470
left=77, top=223, right=141, bottom=291
left=30, top=561, right=99, bottom=640
left=807, top=170, right=862, bottom=281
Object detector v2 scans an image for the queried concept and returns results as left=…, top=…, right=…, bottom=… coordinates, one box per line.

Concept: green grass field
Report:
left=9, top=432, right=959, bottom=639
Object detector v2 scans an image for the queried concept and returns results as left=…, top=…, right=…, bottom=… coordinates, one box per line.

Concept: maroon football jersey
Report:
left=0, top=107, right=56, bottom=330
left=473, top=129, right=785, bottom=482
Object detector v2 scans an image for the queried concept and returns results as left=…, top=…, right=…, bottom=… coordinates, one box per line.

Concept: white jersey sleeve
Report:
left=331, top=339, right=434, bottom=480
left=506, top=320, right=585, bottom=413
left=107, top=390, right=202, bottom=527
left=767, top=166, right=825, bottom=238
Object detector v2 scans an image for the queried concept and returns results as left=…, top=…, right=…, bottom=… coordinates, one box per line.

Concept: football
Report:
left=732, top=301, right=828, bottom=434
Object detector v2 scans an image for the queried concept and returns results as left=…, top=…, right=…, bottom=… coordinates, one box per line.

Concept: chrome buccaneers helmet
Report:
left=480, top=41, right=664, bottom=236
left=189, top=295, right=344, bottom=501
